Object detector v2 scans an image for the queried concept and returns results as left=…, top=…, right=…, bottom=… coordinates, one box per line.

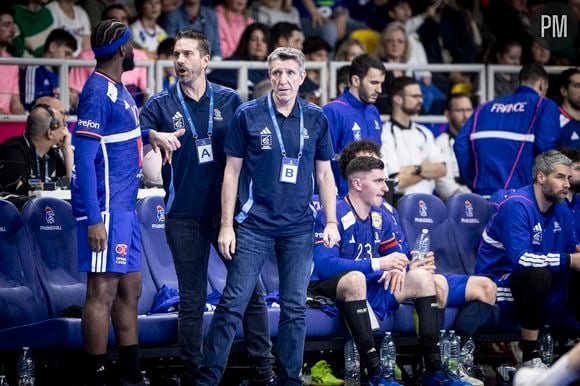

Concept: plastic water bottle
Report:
left=448, top=330, right=460, bottom=376
left=539, top=325, right=554, bottom=365
left=412, top=229, right=431, bottom=261
left=141, top=370, right=151, bottom=386
left=380, top=332, right=397, bottom=380
left=17, top=347, right=34, bottom=386
left=0, top=375, right=10, bottom=386
left=344, top=337, right=360, bottom=386
left=439, top=330, right=449, bottom=365
left=460, top=337, right=476, bottom=368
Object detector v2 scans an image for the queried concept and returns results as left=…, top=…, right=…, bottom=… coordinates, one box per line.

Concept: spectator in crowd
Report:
left=336, top=64, right=349, bottom=97
left=215, top=0, right=255, bottom=59
left=130, top=0, right=168, bottom=59
left=159, top=0, right=222, bottom=59
left=0, top=97, right=71, bottom=194
left=311, top=155, right=470, bottom=386
left=207, top=22, right=271, bottom=98
left=250, top=0, right=300, bottom=28
left=530, top=40, right=552, bottom=66
left=69, top=5, right=149, bottom=109
left=70, top=19, right=182, bottom=386
left=0, top=6, right=25, bottom=115
left=139, top=29, right=275, bottom=386
left=381, top=76, right=447, bottom=196
left=271, top=21, right=303, bottom=50
left=157, top=37, right=176, bottom=90
left=484, top=39, right=522, bottom=98
left=323, top=54, right=385, bottom=197
left=334, top=38, right=365, bottom=62
left=11, top=0, right=55, bottom=58
left=475, top=150, right=580, bottom=370
left=196, top=47, right=339, bottom=385
left=348, top=0, right=389, bottom=32
left=80, top=0, right=116, bottom=27
left=46, top=0, right=91, bottom=57
left=300, top=36, right=331, bottom=106
left=435, top=93, right=473, bottom=200
left=454, top=64, right=561, bottom=197
left=19, top=29, right=77, bottom=111
left=515, top=340, right=580, bottom=386
left=558, top=68, right=580, bottom=149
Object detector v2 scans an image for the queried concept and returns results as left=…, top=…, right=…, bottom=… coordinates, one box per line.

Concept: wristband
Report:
left=326, top=220, right=338, bottom=225
left=371, top=258, right=381, bottom=272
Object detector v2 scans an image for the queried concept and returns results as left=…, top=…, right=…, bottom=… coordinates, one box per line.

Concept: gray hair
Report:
left=533, top=150, right=572, bottom=181
left=267, top=47, right=305, bottom=73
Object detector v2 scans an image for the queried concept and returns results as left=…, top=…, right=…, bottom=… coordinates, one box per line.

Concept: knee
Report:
left=337, top=271, right=367, bottom=301
left=514, top=268, right=552, bottom=295
left=433, top=275, right=449, bottom=307
left=407, top=269, right=435, bottom=295
left=480, top=279, right=497, bottom=305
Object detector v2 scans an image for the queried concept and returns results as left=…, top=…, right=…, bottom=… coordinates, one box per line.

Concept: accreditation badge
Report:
left=279, top=157, right=299, bottom=184
left=196, top=138, right=214, bottom=164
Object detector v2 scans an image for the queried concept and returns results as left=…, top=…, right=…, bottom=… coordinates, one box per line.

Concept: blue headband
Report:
left=92, top=27, right=132, bottom=57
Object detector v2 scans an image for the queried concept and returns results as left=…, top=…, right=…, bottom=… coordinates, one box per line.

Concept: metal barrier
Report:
left=486, top=64, right=571, bottom=100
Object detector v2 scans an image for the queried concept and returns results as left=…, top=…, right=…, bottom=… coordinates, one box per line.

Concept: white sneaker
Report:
left=458, top=364, right=484, bottom=386
left=521, top=357, right=549, bottom=369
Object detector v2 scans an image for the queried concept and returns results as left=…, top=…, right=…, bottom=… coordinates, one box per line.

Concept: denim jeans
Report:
left=197, top=224, right=314, bottom=386
left=165, top=216, right=274, bottom=381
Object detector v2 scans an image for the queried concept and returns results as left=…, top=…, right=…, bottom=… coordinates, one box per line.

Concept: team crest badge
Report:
left=371, top=212, right=382, bottom=229
left=261, top=127, right=272, bottom=149
left=418, top=200, right=428, bottom=217
left=213, top=108, right=223, bottom=121
left=172, top=112, right=184, bottom=129
left=45, top=207, right=55, bottom=224
left=156, top=205, right=165, bottom=223
left=464, top=200, right=474, bottom=218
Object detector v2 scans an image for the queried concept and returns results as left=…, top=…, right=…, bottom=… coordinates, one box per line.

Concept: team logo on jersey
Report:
left=351, top=122, right=362, bottom=141
left=156, top=205, right=165, bottom=223
left=418, top=200, right=428, bottom=217
left=533, top=223, right=543, bottom=245
left=553, top=221, right=561, bottom=233
left=124, top=100, right=130, bottom=110
left=374, top=231, right=380, bottom=243
left=107, top=82, right=118, bottom=103
left=45, top=207, right=55, bottom=224
left=349, top=235, right=356, bottom=244
left=261, top=127, right=272, bottom=149
left=115, top=244, right=128, bottom=257
left=572, top=132, right=580, bottom=141
left=464, top=200, right=474, bottom=218
left=172, top=112, right=184, bottom=129
left=303, top=128, right=309, bottom=139
left=371, top=212, right=382, bottom=229
left=213, top=108, right=223, bottom=121
left=374, top=120, right=380, bottom=130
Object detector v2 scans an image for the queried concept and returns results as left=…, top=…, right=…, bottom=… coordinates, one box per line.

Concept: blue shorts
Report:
left=366, top=271, right=400, bottom=320
left=444, top=273, right=469, bottom=307
left=493, top=271, right=570, bottom=313
left=77, top=211, right=141, bottom=273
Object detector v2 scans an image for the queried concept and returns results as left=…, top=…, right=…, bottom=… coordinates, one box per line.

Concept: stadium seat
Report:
left=22, top=197, right=85, bottom=318
left=0, top=200, right=48, bottom=329
left=446, top=193, right=492, bottom=275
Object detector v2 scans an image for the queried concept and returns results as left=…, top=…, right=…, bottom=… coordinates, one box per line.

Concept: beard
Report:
left=402, top=104, right=421, bottom=116
left=543, top=186, right=566, bottom=204
left=122, top=51, right=135, bottom=71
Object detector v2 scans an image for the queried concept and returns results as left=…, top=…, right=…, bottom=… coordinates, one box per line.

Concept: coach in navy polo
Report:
left=196, top=47, right=340, bottom=386
left=139, top=30, right=274, bottom=385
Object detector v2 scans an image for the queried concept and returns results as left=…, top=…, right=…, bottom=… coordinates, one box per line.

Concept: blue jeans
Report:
left=165, top=216, right=274, bottom=381
left=197, top=224, right=314, bottom=385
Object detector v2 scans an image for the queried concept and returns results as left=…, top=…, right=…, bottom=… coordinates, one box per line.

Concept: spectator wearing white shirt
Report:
left=46, top=0, right=91, bottom=56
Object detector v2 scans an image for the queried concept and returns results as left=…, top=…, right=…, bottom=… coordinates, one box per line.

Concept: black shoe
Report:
left=250, top=376, right=276, bottom=386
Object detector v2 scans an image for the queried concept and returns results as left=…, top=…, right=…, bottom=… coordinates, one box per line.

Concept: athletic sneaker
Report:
left=309, top=360, right=344, bottom=385
left=422, top=365, right=472, bottom=386
left=521, top=357, right=549, bottom=369
left=368, top=375, right=402, bottom=385
left=458, top=363, right=483, bottom=386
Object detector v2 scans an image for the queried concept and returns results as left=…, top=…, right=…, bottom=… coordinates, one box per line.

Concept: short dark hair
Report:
left=340, top=140, right=381, bottom=177
left=233, top=23, right=271, bottom=60
left=271, top=22, right=301, bottom=44
left=90, top=19, right=128, bottom=62
left=445, top=93, right=471, bottom=111
left=559, top=68, right=580, bottom=90
left=337, top=64, right=350, bottom=95
left=175, top=29, right=210, bottom=57
left=349, top=54, right=385, bottom=82
left=45, top=28, right=77, bottom=52
left=345, top=156, right=385, bottom=178
left=302, top=37, right=331, bottom=56
left=0, top=5, right=14, bottom=18
left=519, top=63, right=548, bottom=85
left=558, top=146, right=580, bottom=163
left=390, top=76, right=419, bottom=100
left=101, top=4, right=127, bottom=21
left=157, top=37, right=175, bottom=57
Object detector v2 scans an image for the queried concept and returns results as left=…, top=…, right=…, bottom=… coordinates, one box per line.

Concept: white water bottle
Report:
left=344, top=337, right=360, bottom=386
left=17, top=347, right=34, bottom=386
left=380, top=332, right=397, bottom=380
left=412, top=229, right=431, bottom=261
left=448, top=330, right=460, bottom=376
left=539, top=325, right=554, bottom=365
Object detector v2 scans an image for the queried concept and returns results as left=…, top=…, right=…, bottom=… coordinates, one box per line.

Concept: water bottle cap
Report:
left=422, top=229, right=428, bottom=233
left=22, top=347, right=29, bottom=350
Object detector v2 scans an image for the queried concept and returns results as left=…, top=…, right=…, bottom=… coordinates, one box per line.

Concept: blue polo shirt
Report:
left=225, top=94, right=334, bottom=236
left=322, top=89, right=382, bottom=196
left=140, top=81, right=242, bottom=217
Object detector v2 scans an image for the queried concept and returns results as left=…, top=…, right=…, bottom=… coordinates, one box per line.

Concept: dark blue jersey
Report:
left=566, top=193, right=580, bottom=242
left=140, top=81, right=242, bottom=217
left=455, top=86, right=561, bottom=195
left=475, top=184, right=577, bottom=280
left=71, top=72, right=142, bottom=224
left=559, top=107, right=580, bottom=149
left=323, top=89, right=382, bottom=197
left=225, top=94, right=334, bottom=236
left=313, top=198, right=403, bottom=281
left=20, top=65, right=58, bottom=111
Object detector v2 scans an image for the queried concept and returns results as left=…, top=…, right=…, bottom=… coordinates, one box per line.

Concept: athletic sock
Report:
left=454, top=300, right=494, bottom=337
left=118, top=344, right=142, bottom=383
left=413, top=295, right=441, bottom=373
left=520, top=339, right=541, bottom=363
left=342, top=300, right=381, bottom=371
left=84, top=353, right=106, bottom=386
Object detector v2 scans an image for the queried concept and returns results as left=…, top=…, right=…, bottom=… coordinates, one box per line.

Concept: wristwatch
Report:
left=414, top=164, right=422, bottom=176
